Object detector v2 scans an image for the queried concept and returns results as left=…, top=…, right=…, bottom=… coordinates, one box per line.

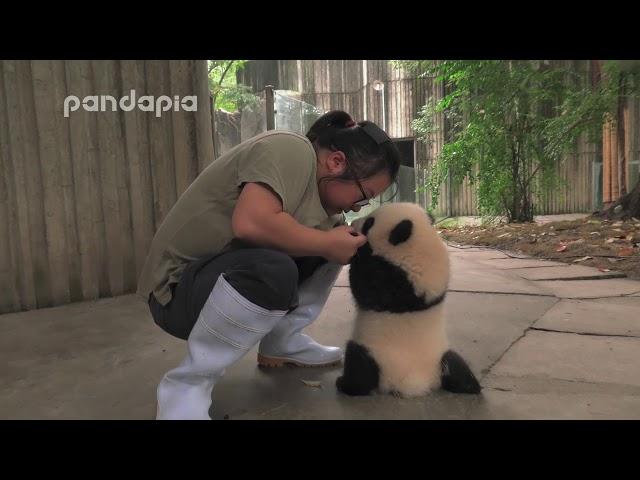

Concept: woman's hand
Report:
left=322, top=226, right=368, bottom=265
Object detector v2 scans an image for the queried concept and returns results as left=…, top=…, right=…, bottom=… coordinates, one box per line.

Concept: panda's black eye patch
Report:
left=362, top=217, right=375, bottom=236
left=389, top=219, right=413, bottom=245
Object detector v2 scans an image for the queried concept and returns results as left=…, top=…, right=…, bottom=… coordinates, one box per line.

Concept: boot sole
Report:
left=257, top=353, right=342, bottom=368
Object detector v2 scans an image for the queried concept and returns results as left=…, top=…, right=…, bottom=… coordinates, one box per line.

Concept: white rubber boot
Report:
left=156, top=274, right=287, bottom=420
left=257, top=262, right=343, bottom=367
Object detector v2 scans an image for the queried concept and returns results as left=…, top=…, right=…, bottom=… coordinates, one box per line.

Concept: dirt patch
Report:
left=439, top=217, right=640, bottom=280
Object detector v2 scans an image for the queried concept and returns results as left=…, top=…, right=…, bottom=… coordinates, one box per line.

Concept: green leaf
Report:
left=392, top=59, right=638, bottom=222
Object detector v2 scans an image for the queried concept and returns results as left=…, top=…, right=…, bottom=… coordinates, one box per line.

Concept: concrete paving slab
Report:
left=208, top=290, right=556, bottom=420
left=477, top=258, right=569, bottom=269
left=0, top=295, right=182, bottom=420
left=215, top=380, right=486, bottom=420
left=508, top=265, right=626, bottom=281
left=0, top=284, right=555, bottom=419
left=535, top=278, right=640, bottom=298
left=534, top=297, right=640, bottom=337
left=471, top=379, right=640, bottom=419
left=449, top=258, right=554, bottom=296
left=447, top=248, right=511, bottom=260
left=443, top=292, right=558, bottom=376
left=490, top=330, right=640, bottom=387
left=483, top=373, right=640, bottom=396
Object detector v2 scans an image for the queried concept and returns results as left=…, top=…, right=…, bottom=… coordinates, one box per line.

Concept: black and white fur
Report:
left=336, top=202, right=481, bottom=397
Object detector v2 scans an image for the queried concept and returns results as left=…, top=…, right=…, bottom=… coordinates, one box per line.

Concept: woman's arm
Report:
left=232, top=182, right=365, bottom=264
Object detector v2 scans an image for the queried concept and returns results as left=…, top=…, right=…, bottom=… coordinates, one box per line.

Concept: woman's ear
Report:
left=326, top=150, right=347, bottom=175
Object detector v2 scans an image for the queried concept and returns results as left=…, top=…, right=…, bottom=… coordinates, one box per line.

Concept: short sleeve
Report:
left=236, top=134, right=315, bottom=214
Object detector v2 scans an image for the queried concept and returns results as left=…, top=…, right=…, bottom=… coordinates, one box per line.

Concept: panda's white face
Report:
left=349, top=202, right=450, bottom=309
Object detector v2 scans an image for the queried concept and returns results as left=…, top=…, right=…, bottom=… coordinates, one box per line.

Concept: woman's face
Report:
left=317, top=149, right=392, bottom=215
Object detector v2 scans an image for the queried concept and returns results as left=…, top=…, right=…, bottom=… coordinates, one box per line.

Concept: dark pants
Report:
left=148, top=246, right=327, bottom=341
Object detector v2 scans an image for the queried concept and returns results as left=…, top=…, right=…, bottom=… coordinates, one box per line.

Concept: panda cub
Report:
left=336, top=202, right=481, bottom=398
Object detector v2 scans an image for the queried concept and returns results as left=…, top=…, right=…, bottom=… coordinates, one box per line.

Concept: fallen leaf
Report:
left=589, top=232, right=601, bottom=236
left=568, top=238, right=585, bottom=245
left=573, top=256, right=592, bottom=263
left=608, top=258, right=621, bottom=263
left=588, top=220, right=601, bottom=225
left=556, top=245, right=567, bottom=252
left=300, top=380, right=322, bottom=388
left=605, top=238, right=617, bottom=244
left=548, top=232, right=557, bottom=236
left=598, top=268, right=611, bottom=272
left=613, top=228, right=623, bottom=232
left=612, top=222, right=624, bottom=227
left=497, top=233, right=511, bottom=238
left=618, top=247, right=635, bottom=257
left=626, top=234, right=635, bottom=242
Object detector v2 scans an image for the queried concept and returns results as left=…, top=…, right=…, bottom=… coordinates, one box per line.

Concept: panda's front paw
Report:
left=336, top=375, right=345, bottom=393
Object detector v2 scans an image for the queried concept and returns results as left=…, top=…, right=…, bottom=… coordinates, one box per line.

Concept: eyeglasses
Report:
left=352, top=177, right=370, bottom=208
left=343, top=154, right=370, bottom=208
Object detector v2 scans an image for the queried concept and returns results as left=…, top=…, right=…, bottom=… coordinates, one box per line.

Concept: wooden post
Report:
left=170, top=59, right=197, bottom=197
left=210, top=93, right=217, bottom=160
left=265, top=85, right=275, bottom=130
left=618, top=80, right=628, bottom=197
left=0, top=64, right=21, bottom=312
left=611, top=117, right=619, bottom=201
left=603, top=120, right=611, bottom=204
left=194, top=60, right=215, bottom=173
left=120, top=60, right=156, bottom=284
left=51, top=60, right=83, bottom=302
left=0, top=60, right=37, bottom=311
left=16, top=60, right=52, bottom=307
left=65, top=60, right=105, bottom=299
left=92, top=60, right=127, bottom=297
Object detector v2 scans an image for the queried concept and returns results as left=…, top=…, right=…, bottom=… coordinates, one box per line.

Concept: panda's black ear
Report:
left=389, top=219, right=413, bottom=245
left=362, top=217, right=375, bottom=236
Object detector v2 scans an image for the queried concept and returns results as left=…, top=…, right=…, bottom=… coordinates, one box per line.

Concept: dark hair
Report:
left=306, top=110, right=401, bottom=184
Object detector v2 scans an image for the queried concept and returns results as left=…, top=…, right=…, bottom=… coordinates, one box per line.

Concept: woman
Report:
left=137, top=110, right=401, bottom=419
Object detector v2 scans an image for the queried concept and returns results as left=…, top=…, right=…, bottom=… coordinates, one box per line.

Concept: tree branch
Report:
left=211, top=60, right=236, bottom=109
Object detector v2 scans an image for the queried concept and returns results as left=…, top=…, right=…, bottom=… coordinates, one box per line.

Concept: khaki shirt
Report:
left=136, top=130, right=344, bottom=306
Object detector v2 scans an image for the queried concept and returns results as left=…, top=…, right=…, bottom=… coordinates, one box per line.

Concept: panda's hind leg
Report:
left=336, top=341, right=380, bottom=396
left=440, top=350, right=482, bottom=394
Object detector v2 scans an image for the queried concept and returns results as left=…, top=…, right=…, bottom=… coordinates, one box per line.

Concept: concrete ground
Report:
left=2, top=243, right=640, bottom=420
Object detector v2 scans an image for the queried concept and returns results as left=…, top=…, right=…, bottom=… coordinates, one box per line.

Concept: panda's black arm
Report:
left=336, top=341, right=380, bottom=396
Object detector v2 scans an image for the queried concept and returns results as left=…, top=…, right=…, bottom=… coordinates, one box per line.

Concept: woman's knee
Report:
left=223, top=249, right=299, bottom=311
